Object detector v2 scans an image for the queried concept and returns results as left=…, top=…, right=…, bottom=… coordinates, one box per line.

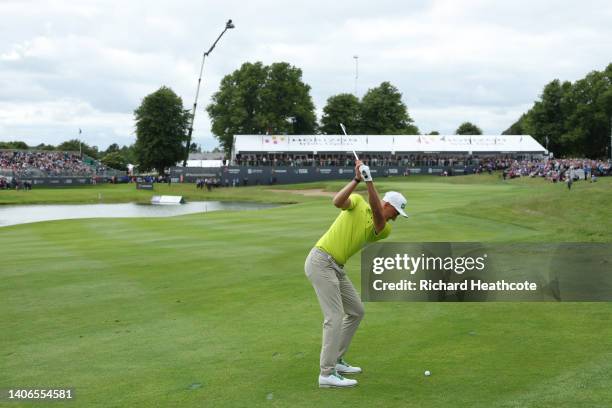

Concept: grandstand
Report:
left=231, top=134, right=546, bottom=166
left=170, top=134, right=548, bottom=185
left=0, top=149, right=126, bottom=186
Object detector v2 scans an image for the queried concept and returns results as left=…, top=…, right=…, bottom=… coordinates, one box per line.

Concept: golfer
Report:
left=305, top=160, right=408, bottom=388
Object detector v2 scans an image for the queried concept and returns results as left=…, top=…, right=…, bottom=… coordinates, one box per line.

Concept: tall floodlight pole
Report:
left=353, top=55, right=359, bottom=96
left=78, top=128, right=83, bottom=157
left=183, top=19, right=235, bottom=167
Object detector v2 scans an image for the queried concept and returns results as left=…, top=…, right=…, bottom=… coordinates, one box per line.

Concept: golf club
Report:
left=339, top=123, right=360, bottom=161
left=340, top=123, right=372, bottom=181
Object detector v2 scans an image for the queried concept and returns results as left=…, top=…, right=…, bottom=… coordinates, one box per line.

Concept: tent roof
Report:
left=234, top=134, right=545, bottom=154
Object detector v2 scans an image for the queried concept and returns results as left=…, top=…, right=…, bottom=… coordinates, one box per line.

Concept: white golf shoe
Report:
left=318, top=372, right=358, bottom=388
left=335, top=358, right=362, bottom=374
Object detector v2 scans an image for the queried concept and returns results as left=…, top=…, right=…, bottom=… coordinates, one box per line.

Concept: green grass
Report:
left=1, top=175, right=611, bottom=407
left=0, top=182, right=310, bottom=205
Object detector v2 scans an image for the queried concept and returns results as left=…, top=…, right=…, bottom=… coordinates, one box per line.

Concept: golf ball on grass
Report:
left=424, top=370, right=431, bottom=376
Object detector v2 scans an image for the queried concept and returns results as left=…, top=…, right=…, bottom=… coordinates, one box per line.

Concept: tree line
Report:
left=132, top=62, right=484, bottom=172
left=205, top=62, right=425, bottom=153
left=6, top=61, right=609, bottom=174
left=504, top=63, right=612, bottom=158
left=1, top=61, right=487, bottom=174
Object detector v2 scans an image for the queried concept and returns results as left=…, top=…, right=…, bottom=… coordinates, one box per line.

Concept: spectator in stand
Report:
left=0, top=149, right=124, bottom=177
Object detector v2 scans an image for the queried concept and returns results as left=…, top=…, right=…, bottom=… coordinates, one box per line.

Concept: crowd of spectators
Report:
left=1, top=150, right=96, bottom=177
left=500, top=158, right=611, bottom=181
left=234, top=153, right=499, bottom=167
left=234, top=153, right=610, bottom=180
left=0, top=176, right=32, bottom=190
left=196, top=177, right=247, bottom=191
left=1, top=148, right=609, bottom=191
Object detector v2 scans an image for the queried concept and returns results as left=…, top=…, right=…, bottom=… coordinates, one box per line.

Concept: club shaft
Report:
left=340, top=124, right=359, bottom=161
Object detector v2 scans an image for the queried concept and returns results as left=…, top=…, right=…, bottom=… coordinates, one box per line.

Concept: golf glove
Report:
left=360, top=165, right=373, bottom=182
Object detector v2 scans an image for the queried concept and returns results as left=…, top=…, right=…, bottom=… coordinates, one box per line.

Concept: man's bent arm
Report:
left=333, top=179, right=359, bottom=209
left=333, top=160, right=364, bottom=209
left=366, top=181, right=386, bottom=233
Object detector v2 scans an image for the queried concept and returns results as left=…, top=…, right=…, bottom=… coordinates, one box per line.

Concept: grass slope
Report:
left=1, top=175, right=611, bottom=407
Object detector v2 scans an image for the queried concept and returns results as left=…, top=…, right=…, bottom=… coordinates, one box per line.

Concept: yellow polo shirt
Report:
left=315, top=194, right=391, bottom=265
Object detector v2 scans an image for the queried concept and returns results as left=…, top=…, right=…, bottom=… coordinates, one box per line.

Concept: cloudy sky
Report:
left=1, top=0, right=611, bottom=151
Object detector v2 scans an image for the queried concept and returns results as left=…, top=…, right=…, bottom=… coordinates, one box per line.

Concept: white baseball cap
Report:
left=383, top=191, right=408, bottom=218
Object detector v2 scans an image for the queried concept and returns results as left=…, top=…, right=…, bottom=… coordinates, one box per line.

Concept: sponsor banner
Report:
left=170, top=165, right=477, bottom=183
left=362, top=243, right=612, bottom=302
left=16, top=178, right=93, bottom=187
left=186, top=172, right=217, bottom=177
left=136, top=183, right=154, bottom=190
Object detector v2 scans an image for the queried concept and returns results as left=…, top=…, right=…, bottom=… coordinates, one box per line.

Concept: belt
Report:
left=314, top=247, right=345, bottom=270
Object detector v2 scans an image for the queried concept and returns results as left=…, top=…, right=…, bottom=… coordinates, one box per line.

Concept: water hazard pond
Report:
left=0, top=201, right=279, bottom=227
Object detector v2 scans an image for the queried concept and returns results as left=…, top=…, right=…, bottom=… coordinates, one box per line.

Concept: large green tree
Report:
left=455, top=122, right=483, bottom=135
left=101, top=151, right=128, bottom=171
left=504, top=63, right=612, bottom=158
left=563, top=66, right=612, bottom=157
left=134, top=86, right=190, bottom=174
left=35, top=143, right=56, bottom=151
left=105, top=143, right=121, bottom=155
left=0, top=141, right=29, bottom=149
left=57, top=139, right=99, bottom=158
left=360, top=82, right=419, bottom=134
left=119, top=144, right=137, bottom=165
left=528, top=79, right=572, bottom=154
left=207, top=61, right=317, bottom=153
left=320, top=93, right=361, bottom=134
left=503, top=113, right=529, bottom=135
left=260, top=62, right=317, bottom=135
left=101, top=143, right=136, bottom=171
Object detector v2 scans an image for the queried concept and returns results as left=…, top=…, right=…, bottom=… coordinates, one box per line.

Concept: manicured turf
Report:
left=1, top=175, right=611, bottom=407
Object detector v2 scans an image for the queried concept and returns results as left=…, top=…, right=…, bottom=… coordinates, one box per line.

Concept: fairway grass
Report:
left=1, top=175, right=611, bottom=407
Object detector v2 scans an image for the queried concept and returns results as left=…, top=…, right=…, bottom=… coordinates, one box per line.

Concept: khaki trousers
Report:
left=304, top=247, right=365, bottom=376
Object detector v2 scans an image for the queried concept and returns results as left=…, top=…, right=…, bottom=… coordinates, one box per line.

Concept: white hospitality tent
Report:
left=185, top=159, right=224, bottom=167
left=232, top=134, right=546, bottom=158
left=178, top=152, right=225, bottom=168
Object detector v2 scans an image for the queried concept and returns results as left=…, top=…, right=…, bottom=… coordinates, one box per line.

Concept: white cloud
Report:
left=0, top=99, right=133, bottom=147
left=411, top=103, right=533, bottom=135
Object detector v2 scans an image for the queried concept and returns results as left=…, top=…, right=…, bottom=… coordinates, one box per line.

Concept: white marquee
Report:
left=233, top=134, right=546, bottom=155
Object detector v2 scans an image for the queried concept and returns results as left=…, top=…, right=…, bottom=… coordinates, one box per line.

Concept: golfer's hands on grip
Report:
left=354, top=160, right=373, bottom=182
left=354, top=160, right=364, bottom=181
